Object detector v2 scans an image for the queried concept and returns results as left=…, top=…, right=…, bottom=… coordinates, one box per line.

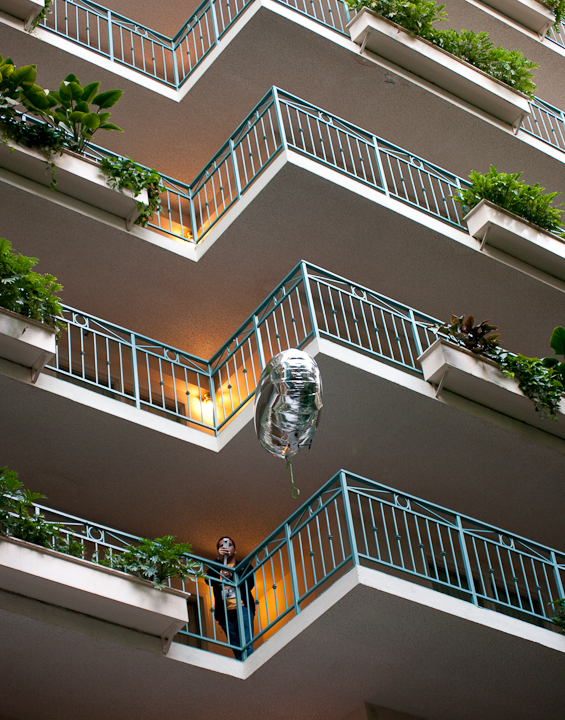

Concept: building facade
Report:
left=0, top=0, right=565, bottom=717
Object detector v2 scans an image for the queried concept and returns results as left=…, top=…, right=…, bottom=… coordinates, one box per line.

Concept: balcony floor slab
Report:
left=1, top=328, right=565, bottom=557
left=0, top=564, right=563, bottom=720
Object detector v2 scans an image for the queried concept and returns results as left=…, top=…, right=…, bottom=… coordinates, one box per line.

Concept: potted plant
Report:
left=418, top=315, right=565, bottom=437
left=457, top=166, right=565, bottom=280
left=0, top=466, right=201, bottom=653
left=0, top=57, right=148, bottom=228
left=0, top=238, right=62, bottom=381
left=346, top=0, right=536, bottom=127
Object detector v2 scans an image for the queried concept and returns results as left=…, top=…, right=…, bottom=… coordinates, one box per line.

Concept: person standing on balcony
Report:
left=209, top=536, right=256, bottom=660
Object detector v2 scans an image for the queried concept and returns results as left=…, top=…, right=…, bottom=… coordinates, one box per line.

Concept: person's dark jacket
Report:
left=207, top=560, right=256, bottom=626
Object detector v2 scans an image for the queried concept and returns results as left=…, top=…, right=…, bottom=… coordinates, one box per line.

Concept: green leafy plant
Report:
left=541, top=0, right=565, bottom=30
left=345, top=0, right=538, bottom=95
left=0, top=54, right=51, bottom=121
left=433, top=314, right=501, bottom=357
left=100, top=156, right=164, bottom=228
left=42, top=74, right=123, bottom=154
left=456, top=166, right=564, bottom=235
left=498, top=352, right=564, bottom=419
left=97, top=536, right=202, bottom=590
left=540, top=326, right=565, bottom=383
left=0, top=466, right=83, bottom=558
left=0, top=238, right=63, bottom=330
left=433, top=316, right=565, bottom=418
left=550, top=598, right=565, bottom=633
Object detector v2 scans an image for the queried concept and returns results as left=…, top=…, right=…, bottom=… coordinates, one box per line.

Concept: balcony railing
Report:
left=45, top=261, right=439, bottom=435
left=75, top=90, right=565, bottom=248
left=32, top=0, right=565, bottom=157
left=20, top=469, right=565, bottom=659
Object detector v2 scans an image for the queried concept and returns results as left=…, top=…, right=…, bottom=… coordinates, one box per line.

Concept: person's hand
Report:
left=220, top=569, right=233, bottom=579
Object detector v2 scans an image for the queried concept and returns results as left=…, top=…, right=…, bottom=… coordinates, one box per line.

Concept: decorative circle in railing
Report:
left=318, top=112, right=332, bottom=124
left=409, top=156, right=423, bottom=169
left=394, top=494, right=411, bottom=510
left=86, top=526, right=105, bottom=542
left=164, top=348, right=180, bottom=362
left=351, top=286, right=367, bottom=300
left=499, top=534, right=515, bottom=549
left=74, top=314, right=89, bottom=328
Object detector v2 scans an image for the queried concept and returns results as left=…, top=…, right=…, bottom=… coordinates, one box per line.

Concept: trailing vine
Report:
left=498, top=353, right=564, bottom=419
left=541, top=0, right=565, bottom=30
left=100, top=156, right=164, bottom=227
left=434, top=317, right=565, bottom=419
left=29, top=0, right=53, bottom=31
left=550, top=598, right=565, bottom=633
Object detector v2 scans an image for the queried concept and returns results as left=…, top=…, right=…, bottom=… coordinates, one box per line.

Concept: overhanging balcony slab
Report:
left=478, top=0, right=555, bottom=36
left=0, top=0, right=43, bottom=29
left=1, top=324, right=565, bottom=558
left=0, top=536, right=189, bottom=652
left=3, top=149, right=565, bottom=364
left=0, top=564, right=563, bottom=720
left=1, top=2, right=564, bottom=191
left=0, top=141, right=147, bottom=227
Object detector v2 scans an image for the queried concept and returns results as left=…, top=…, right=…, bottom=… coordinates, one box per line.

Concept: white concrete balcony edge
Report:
left=464, top=198, right=565, bottom=279
left=480, top=0, right=555, bottom=36
left=347, top=10, right=531, bottom=129
left=0, top=140, right=148, bottom=230
left=0, top=306, right=56, bottom=382
left=0, top=535, right=189, bottom=653
left=418, top=338, right=565, bottom=438
left=3, top=329, right=565, bottom=460
left=0, top=0, right=42, bottom=29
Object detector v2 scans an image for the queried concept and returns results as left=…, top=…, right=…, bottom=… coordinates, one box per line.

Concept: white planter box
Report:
left=0, top=0, right=43, bottom=29
left=0, top=141, right=148, bottom=230
left=480, top=0, right=555, bottom=37
left=347, top=10, right=531, bottom=128
left=0, top=306, right=56, bottom=382
left=0, top=536, right=190, bottom=653
left=464, top=199, right=565, bottom=281
left=418, top=338, right=565, bottom=439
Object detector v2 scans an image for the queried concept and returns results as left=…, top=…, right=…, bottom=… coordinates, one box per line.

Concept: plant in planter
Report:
left=41, top=74, right=124, bottom=154
left=0, top=466, right=84, bottom=558
left=97, top=536, right=202, bottom=590
left=550, top=598, right=565, bottom=633
left=432, top=314, right=565, bottom=418
left=0, top=238, right=63, bottom=331
left=346, top=0, right=538, bottom=96
left=433, top=314, right=501, bottom=358
left=456, top=166, right=564, bottom=236
left=100, top=156, right=164, bottom=228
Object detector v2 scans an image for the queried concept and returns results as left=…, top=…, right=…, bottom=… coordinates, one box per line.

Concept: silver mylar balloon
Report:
left=254, top=349, right=323, bottom=460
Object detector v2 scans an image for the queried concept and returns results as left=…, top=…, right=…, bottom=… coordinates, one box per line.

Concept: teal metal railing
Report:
left=146, top=88, right=471, bottom=245
left=45, top=261, right=439, bottom=434
left=35, top=1, right=565, bottom=158
left=23, top=469, right=565, bottom=658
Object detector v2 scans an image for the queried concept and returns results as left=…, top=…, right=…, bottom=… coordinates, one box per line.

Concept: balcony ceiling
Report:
left=0, top=7, right=563, bottom=192
left=0, top=565, right=564, bottom=720
left=1, top=346, right=564, bottom=557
